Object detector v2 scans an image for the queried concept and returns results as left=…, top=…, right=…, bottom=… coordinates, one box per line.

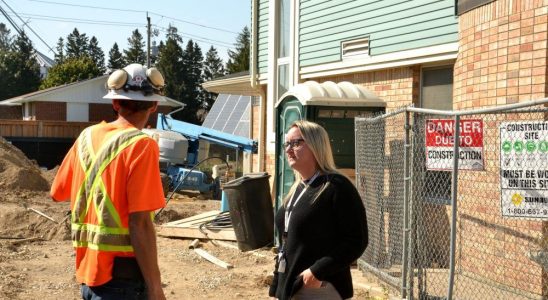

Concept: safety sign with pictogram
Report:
left=500, top=121, right=548, bottom=219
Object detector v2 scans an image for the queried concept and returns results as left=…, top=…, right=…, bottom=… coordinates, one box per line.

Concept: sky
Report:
left=0, top=0, right=251, bottom=63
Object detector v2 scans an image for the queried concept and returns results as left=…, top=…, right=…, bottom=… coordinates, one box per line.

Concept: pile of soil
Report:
left=0, top=137, right=49, bottom=192
left=0, top=137, right=70, bottom=243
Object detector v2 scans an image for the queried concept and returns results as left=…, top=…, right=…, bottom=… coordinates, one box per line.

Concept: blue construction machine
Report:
left=143, top=113, right=257, bottom=198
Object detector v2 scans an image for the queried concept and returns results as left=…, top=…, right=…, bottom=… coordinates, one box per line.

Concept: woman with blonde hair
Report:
left=269, top=120, right=368, bottom=300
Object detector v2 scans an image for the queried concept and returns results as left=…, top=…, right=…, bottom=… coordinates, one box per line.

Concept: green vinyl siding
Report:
left=257, top=0, right=269, bottom=75
left=299, top=0, right=458, bottom=67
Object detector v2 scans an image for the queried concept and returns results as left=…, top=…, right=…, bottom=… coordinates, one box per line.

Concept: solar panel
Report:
left=202, top=94, right=252, bottom=138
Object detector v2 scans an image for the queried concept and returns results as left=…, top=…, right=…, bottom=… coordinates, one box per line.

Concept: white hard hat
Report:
left=103, top=63, right=166, bottom=102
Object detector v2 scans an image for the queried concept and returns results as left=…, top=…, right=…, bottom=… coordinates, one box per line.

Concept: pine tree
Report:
left=0, top=23, right=11, bottom=52
left=156, top=26, right=184, bottom=111
left=179, top=40, right=204, bottom=124
left=107, top=42, right=125, bottom=71
left=88, top=36, right=105, bottom=74
left=0, top=31, right=41, bottom=99
left=65, top=28, right=89, bottom=59
left=226, top=26, right=250, bottom=74
left=0, top=24, right=13, bottom=100
left=54, top=37, right=65, bottom=63
left=124, top=29, right=146, bottom=64
left=202, top=46, right=225, bottom=109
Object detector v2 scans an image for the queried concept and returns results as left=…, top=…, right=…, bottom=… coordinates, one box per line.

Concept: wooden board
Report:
left=157, top=210, right=237, bottom=241
left=0, top=119, right=92, bottom=138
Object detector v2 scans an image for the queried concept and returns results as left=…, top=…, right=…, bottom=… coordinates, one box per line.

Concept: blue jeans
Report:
left=81, top=278, right=147, bottom=300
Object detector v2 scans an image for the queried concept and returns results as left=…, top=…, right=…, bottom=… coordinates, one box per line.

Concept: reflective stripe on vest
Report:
left=72, top=125, right=147, bottom=252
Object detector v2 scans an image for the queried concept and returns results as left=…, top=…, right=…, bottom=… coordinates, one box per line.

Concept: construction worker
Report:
left=51, top=63, right=167, bottom=300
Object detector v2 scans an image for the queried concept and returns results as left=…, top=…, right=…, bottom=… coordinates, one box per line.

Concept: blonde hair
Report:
left=283, top=120, right=341, bottom=206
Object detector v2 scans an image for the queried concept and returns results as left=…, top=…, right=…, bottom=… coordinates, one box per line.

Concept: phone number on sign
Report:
left=506, top=208, right=547, bottom=215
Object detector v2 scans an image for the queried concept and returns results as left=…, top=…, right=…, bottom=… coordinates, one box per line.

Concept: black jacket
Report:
left=269, top=173, right=368, bottom=300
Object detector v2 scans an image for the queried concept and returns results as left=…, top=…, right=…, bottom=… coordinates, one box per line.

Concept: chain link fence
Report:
left=355, top=98, right=548, bottom=299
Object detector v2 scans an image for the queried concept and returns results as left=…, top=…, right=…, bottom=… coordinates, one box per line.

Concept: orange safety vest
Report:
left=71, top=126, right=147, bottom=252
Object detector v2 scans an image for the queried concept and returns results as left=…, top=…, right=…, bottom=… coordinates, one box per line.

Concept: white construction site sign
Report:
left=500, top=121, right=548, bottom=219
left=425, top=119, right=484, bottom=171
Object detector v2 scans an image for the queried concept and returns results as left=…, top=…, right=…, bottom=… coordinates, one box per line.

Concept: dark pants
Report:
left=81, top=278, right=147, bottom=300
left=81, top=257, right=146, bottom=299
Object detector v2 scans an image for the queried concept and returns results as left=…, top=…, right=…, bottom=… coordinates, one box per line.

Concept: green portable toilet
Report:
left=274, top=81, right=385, bottom=211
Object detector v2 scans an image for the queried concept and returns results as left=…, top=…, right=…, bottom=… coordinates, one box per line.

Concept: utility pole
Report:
left=146, top=12, right=151, bottom=67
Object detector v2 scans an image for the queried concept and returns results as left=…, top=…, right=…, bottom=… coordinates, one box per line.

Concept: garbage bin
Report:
left=222, top=172, right=273, bottom=251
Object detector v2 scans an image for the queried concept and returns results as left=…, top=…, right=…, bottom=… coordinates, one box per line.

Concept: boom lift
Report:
left=144, top=113, right=257, bottom=198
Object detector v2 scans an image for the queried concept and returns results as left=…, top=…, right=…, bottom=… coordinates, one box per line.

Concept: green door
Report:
left=275, top=98, right=303, bottom=211
left=312, top=107, right=377, bottom=168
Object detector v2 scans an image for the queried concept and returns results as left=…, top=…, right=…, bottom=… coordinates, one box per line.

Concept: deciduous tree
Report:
left=40, top=56, right=101, bottom=89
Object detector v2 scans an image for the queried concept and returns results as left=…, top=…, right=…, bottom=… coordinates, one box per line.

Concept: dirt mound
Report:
left=0, top=137, right=50, bottom=192
left=42, top=165, right=59, bottom=185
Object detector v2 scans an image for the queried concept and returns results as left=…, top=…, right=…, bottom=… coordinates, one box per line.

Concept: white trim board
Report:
left=300, top=43, right=458, bottom=79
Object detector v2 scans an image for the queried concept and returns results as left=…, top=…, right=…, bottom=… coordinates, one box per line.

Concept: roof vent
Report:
left=341, top=36, right=370, bottom=58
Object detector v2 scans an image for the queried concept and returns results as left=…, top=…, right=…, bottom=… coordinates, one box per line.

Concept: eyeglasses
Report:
left=283, top=138, right=305, bottom=149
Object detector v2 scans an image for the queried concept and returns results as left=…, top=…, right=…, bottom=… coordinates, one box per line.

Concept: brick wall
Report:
left=89, top=103, right=116, bottom=122
left=316, top=67, right=420, bottom=110
left=455, top=0, right=547, bottom=297
left=35, top=101, right=65, bottom=120
left=454, top=0, right=547, bottom=109
left=0, top=106, right=22, bottom=119
left=89, top=103, right=173, bottom=128
left=251, top=103, right=261, bottom=173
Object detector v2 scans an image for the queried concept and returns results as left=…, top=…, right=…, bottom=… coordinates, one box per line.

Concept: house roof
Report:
left=275, top=81, right=385, bottom=108
left=34, top=51, right=55, bottom=68
left=0, top=75, right=183, bottom=107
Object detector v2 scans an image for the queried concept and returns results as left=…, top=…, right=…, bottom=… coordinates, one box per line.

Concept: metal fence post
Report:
left=402, top=110, right=411, bottom=298
left=447, top=114, right=460, bottom=299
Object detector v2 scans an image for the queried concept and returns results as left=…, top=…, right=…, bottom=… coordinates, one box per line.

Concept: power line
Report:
left=28, top=0, right=146, bottom=13
left=3, top=10, right=234, bottom=49
left=28, top=0, right=240, bottom=35
left=156, top=28, right=232, bottom=49
left=10, top=12, right=145, bottom=27
left=148, top=12, right=239, bottom=35
left=0, top=4, right=23, bottom=36
left=155, top=26, right=233, bottom=47
left=1, top=0, right=55, bottom=54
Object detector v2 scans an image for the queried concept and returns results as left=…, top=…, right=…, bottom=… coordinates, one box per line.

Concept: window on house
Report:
left=278, top=64, right=289, bottom=97
left=278, top=0, right=290, bottom=58
left=421, top=67, right=453, bottom=110
left=421, top=66, right=454, bottom=204
left=276, top=0, right=291, bottom=100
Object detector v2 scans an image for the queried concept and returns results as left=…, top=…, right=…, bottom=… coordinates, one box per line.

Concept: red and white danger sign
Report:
left=425, top=119, right=484, bottom=170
